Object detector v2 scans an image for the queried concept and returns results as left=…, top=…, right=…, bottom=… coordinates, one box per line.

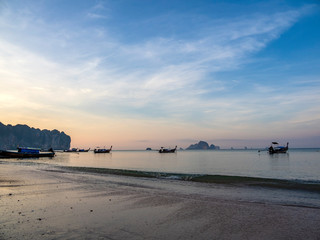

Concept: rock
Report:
left=0, top=122, right=71, bottom=150
left=209, top=144, right=220, bottom=150
left=186, top=141, right=209, bottom=150
left=186, top=141, right=220, bottom=150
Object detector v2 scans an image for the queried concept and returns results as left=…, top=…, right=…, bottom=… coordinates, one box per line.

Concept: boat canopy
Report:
left=18, top=147, right=40, bottom=154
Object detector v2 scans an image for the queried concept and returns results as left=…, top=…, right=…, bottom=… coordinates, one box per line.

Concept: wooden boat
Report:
left=63, top=148, right=78, bottom=152
left=0, top=147, right=55, bottom=158
left=78, top=148, right=90, bottom=152
left=268, top=142, right=289, bottom=154
left=159, top=146, right=177, bottom=153
left=94, top=146, right=112, bottom=153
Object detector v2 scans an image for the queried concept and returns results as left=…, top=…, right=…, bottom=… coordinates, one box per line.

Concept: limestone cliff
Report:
left=186, top=141, right=220, bottom=150
left=0, top=122, right=71, bottom=150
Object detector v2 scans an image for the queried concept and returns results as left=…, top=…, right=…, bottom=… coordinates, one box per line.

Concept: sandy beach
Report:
left=1, top=162, right=320, bottom=240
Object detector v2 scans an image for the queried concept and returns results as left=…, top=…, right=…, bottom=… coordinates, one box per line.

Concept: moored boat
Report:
left=63, top=148, right=78, bottom=152
left=268, top=142, right=289, bottom=154
left=79, top=148, right=90, bottom=152
left=94, top=146, right=112, bottom=153
left=159, top=146, right=177, bottom=153
left=0, top=147, right=55, bottom=158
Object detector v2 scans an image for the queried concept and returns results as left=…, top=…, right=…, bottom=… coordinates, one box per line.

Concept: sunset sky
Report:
left=1, top=0, right=320, bottom=149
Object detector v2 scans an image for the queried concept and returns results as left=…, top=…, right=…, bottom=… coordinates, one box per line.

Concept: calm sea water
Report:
left=5, top=149, right=319, bottom=181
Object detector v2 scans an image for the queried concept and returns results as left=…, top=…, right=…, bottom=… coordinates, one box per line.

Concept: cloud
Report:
left=0, top=1, right=318, bottom=136
left=87, top=1, right=110, bottom=19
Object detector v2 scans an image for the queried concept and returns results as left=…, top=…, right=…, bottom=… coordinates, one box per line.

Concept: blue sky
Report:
left=0, top=0, right=319, bottom=149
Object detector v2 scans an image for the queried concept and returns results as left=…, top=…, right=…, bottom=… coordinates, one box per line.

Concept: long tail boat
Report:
left=79, top=148, right=90, bottom=152
left=0, top=147, right=55, bottom=158
left=63, top=148, right=78, bottom=152
left=94, top=146, right=112, bottom=153
left=159, top=146, right=177, bottom=153
left=268, top=142, right=289, bottom=154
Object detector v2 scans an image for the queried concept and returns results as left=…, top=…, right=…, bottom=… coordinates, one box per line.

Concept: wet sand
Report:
left=1, top=163, right=320, bottom=240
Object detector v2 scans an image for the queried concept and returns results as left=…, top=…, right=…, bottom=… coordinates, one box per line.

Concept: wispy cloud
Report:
left=87, top=1, right=110, bottom=19
left=0, top=1, right=319, bottom=147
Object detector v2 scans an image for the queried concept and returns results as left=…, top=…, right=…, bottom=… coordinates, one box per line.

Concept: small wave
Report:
left=191, top=175, right=320, bottom=192
left=59, top=166, right=320, bottom=193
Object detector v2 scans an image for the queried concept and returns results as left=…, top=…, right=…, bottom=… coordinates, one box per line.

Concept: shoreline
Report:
left=60, top=165, right=320, bottom=193
left=1, top=162, right=320, bottom=239
left=2, top=159, right=320, bottom=192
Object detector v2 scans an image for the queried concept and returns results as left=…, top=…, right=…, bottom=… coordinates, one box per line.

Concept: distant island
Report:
left=0, top=122, right=71, bottom=150
left=186, top=141, right=220, bottom=150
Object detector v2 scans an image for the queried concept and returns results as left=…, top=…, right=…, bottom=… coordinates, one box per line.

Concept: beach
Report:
left=1, top=162, right=320, bottom=240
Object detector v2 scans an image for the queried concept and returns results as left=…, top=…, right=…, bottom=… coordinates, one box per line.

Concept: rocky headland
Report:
left=0, top=122, right=71, bottom=150
left=186, top=141, right=220, bottom=150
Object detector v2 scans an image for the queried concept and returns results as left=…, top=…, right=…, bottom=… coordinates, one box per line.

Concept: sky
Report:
left=0, top=0, right=320, bottom=149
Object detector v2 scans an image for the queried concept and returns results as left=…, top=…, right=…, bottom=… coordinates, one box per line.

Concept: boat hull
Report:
left=268, top=148, right=288, bottom=154
left=94, top=149, right=111, bottom=153
left=78, top=149, right=90, bottom=152
left=159, top=150, right=176, bottom=153
left=0, top=150, right=55, bottom=158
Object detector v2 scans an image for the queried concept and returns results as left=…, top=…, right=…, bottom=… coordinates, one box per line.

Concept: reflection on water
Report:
left=1, top=149, right=320, bottom=181
left=268, top=153, right=290, bottom=176
left=268, top=153, right=290, bottom=161
left=93, top=152, right=112, bottom=160
left=268, top=153, right=290, bottom=166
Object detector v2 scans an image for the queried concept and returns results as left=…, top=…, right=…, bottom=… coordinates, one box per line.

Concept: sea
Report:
left=1, top=148, right=320, bottom=209
left=2, top=148, right=320, bottom=182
